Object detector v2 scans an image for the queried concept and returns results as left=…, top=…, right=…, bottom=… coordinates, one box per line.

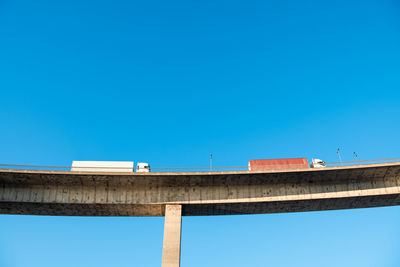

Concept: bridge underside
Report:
left=0, top=194, right=399, bottom=216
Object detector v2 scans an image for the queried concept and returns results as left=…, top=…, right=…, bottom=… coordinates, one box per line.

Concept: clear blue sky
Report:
left=1, top=0, right=400, bottom=266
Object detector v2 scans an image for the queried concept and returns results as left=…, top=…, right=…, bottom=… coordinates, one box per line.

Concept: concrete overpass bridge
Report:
left=1, top=162, right=400, bottom=266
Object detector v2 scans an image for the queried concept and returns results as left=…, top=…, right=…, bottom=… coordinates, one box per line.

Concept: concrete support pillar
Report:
left=162, top=205, right=182, bottom=267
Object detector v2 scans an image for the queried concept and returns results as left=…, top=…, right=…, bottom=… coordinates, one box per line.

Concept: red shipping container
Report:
left=248, top=158, right=309, bottom=171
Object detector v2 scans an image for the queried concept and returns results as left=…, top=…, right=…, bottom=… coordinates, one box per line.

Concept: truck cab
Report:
left=136, top=162, right=150, bottom=172
left=310, top=159, right=326, bottom=168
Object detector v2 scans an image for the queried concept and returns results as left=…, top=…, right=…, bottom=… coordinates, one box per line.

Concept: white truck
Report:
left=71, top=161, right=150, bottom=172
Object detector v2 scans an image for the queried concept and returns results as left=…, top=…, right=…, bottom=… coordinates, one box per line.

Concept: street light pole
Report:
left=337, top=148, right=343, bottom=166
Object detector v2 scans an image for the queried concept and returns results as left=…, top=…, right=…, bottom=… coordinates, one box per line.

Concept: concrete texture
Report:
left=162, top=205, right=182, bottom=267
left=0, top=162, right=400, bottom=216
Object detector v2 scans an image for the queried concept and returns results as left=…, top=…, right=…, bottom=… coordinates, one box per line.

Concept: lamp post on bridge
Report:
left=210, top=153, right=212, bottom=171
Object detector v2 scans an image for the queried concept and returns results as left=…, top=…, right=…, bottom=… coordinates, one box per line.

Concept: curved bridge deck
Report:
left=1, top=162, right=400, bottom=216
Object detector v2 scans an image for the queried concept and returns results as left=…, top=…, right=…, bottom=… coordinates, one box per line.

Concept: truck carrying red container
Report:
left=248, top=158, right=309, bottom=171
